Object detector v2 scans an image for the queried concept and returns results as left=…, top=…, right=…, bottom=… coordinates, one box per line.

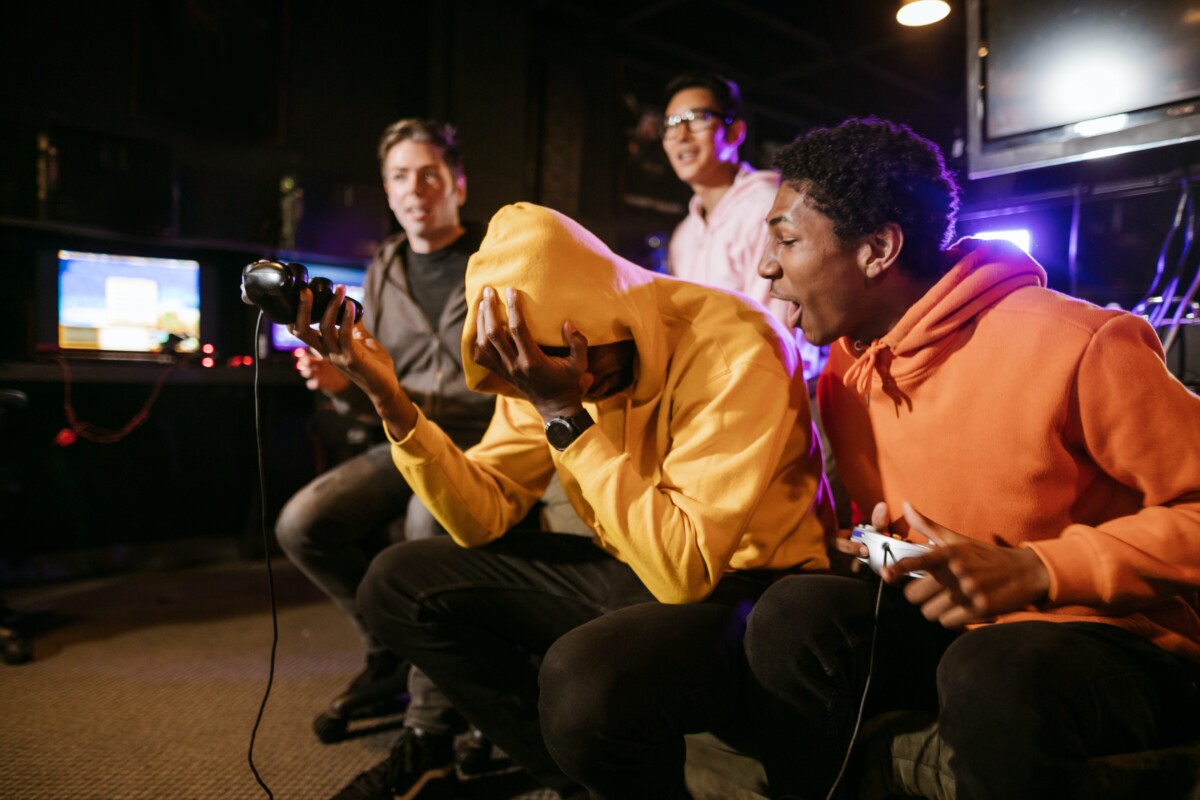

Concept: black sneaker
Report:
left=331, top=727, right=456, bottom=800
left=454, top=729, right=515, bottom=778
left=325, top=652, right=410, bottom=726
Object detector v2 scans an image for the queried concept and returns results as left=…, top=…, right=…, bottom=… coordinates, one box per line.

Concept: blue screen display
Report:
left=269, top=264, right=368, bottom=351
left=57, top=250, right=201, bottom=353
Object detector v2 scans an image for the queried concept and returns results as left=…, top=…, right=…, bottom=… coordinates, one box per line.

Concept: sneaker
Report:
left=454, top=729, right=515, bottom=778
left=331, top=727, right=455, bottom=800
left=327, top=652, right=410, bottom=723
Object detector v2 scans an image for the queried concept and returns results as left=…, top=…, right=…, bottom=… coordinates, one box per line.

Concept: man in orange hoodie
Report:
left=750, top=117, right=1200, bottom=799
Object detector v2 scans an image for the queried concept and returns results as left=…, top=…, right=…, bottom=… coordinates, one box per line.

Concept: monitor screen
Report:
left=269, top=263, right=368, bottom=351
left=967, top=0, right=1200, bottom=178
left=56, top=249, right=201, bottom=354
left=985, top=0, right=1200, bottom=140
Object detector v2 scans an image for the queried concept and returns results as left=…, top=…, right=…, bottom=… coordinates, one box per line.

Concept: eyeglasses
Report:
left=660, top=108, right=733, bottom=140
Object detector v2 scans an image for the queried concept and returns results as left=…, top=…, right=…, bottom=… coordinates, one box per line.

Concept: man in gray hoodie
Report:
left=275, top=118, right=495, bottom=764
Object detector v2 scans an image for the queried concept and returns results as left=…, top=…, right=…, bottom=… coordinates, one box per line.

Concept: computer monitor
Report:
left=966, top=0, right=1200, bottom=178
left=51, top=249, right=202, bottom=357
left=268, top=263, right=368, bottom=352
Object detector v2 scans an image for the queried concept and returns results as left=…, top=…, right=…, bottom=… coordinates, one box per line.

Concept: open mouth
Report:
left=672, top=147, right=699, bottom=164
left=786, top=301, right=802, bottom=330
left=771, top=292, right=802, bottom=330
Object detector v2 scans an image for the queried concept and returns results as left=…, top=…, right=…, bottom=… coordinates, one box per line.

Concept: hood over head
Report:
left=462, top=202, right=664, bottom=400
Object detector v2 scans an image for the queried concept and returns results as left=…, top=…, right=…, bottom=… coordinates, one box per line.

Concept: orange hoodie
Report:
left=819, top=238, right=1200, bottom=662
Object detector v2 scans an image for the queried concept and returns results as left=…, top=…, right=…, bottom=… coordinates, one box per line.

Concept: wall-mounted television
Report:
left=267, top=263, right=368, bottom=352
left=966, top=0, right=1200, bottom=179
left=38, top=249, right=202, bottom=359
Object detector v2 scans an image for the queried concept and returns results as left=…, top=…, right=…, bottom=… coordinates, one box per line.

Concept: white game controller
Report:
left=851, top=524, right=934, bottom=578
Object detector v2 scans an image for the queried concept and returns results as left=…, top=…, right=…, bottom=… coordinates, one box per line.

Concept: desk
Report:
left=0, top=361, right=319, bottom=579
left=0, top=359, right=301, bottom=386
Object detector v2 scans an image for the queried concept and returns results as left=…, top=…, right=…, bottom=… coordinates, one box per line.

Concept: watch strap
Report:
left=545, top=408, right=594, bottom=450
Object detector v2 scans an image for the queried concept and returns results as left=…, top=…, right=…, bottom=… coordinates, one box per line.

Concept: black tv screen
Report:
left=967, top=0, right=1200, bottom=178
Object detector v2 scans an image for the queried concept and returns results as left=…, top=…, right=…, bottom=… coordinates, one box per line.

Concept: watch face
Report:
left=546, top=418, right=576, bottom=450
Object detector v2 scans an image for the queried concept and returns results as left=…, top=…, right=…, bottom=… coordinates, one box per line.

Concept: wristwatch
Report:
left=544, top=408, right=595, bottom=451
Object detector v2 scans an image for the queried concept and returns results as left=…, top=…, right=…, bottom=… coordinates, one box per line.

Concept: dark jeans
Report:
left=275, top=441, right=464, bottom=733
left=276, top=442, right=442, bottom=651
left=745, top=574, right=1200, bottom=800
left=358, top=531, right=774, bottom=800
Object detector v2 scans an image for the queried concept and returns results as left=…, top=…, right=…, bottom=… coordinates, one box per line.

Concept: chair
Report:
left=683, top=710, right=1200, bottom=800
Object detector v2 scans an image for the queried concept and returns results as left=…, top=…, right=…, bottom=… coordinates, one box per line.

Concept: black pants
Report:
left=358, top=531, right=773, bottom=800
left=745, top=574, right=1200, bottom=800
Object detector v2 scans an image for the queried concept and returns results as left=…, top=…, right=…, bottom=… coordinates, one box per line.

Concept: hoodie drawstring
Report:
left=844, top=339, right=890, bottom=403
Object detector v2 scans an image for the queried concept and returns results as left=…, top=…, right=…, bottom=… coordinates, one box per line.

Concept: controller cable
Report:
left=824, top=543, right=893, bottom=800
left=246, top=310, right=278, bottom=799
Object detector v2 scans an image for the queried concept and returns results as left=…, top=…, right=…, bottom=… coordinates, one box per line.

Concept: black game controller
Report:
left=240, top=259, right=364, bottom=326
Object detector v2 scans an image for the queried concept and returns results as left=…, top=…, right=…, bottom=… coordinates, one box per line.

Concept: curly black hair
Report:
left=772, top=117, right=960, bottom=277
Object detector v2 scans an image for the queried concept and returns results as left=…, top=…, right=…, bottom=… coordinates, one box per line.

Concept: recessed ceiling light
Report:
left=897, top=0, right=951, bottom=27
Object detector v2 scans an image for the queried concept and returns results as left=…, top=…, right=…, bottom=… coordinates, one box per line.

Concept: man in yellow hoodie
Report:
left=750, top=117, right=1200, bottom=799
left=290, top=202, right=833, bottom=799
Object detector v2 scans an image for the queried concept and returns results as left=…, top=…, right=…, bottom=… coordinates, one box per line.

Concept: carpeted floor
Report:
left=0, top=559, right=556, bottom=800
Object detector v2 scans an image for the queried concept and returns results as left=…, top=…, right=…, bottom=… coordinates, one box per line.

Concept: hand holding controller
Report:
left=240, top=260, right=364, bottom=326
left=851, top=524, right=934, bottom=579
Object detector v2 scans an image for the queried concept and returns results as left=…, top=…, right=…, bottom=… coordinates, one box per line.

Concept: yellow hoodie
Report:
left=385, top=203, right=834, bottom=603
left=820, top=238, right=1200, bottom=661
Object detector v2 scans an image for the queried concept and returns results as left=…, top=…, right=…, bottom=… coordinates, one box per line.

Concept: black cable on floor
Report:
left=247, top=310, right=278, bottom=799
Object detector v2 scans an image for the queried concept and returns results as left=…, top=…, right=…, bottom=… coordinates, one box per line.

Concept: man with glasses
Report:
left=661, top=73, right=796, bottom=333
left=662, top=72, right=836, bottom=518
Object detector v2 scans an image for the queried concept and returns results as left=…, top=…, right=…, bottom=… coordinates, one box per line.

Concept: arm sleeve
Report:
left=557, top=361, right=800, bottom=604
left=1028, top=314, right=1200, bottom=609
left=387, top=396, right=555, bottom=546
left=665, top=217, right=689, bottom=278
left=736, top=215, right=772, bottom=301
left=729, top=190, right=794, bottom=328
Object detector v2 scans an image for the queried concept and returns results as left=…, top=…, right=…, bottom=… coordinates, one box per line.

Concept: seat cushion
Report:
left=684, top=732, right=768, bottom=800
left=854, top=710, right=952, bottom=800
left=685, top=712, right=1200, bottom=800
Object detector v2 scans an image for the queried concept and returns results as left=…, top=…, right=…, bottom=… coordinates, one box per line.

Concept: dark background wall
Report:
left=1, top=0, right=1197, bottom=581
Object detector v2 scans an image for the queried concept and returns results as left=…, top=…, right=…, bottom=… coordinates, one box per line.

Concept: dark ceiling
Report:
left=535, top=0, right=968, bottom=148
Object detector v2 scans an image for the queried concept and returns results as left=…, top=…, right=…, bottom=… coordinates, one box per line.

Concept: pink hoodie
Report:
left=669, top=164, right=822, bottom=377
left=668, top=164, right=780, bottom=306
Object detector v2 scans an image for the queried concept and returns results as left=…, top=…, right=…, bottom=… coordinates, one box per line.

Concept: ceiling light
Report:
left=897, top=0, right=951, bottom=26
